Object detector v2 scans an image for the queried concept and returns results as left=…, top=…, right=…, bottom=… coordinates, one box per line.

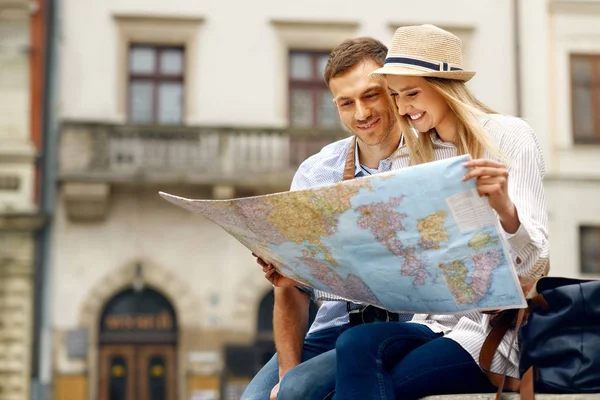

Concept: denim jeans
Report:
left=333, top=322, right=497, bottom=400
left=240, top=325, right=347, bottom=400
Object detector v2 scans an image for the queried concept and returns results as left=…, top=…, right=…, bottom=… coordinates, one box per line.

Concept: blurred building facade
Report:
left=0, top=0, right=47, bottom=399
left=47, top=0, right=600, bottom=400
left=519, top=0, right=600, bottom=281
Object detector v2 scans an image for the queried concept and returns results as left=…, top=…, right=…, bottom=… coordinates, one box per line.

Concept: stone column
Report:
left=0, top=221, right=41, bottom=400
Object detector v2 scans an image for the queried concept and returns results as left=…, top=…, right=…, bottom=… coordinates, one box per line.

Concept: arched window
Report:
left=99, top=287, right=177, bottom=344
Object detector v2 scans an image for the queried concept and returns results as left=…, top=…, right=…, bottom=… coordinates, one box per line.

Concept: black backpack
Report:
left=480, top=277, right=600, bottom=400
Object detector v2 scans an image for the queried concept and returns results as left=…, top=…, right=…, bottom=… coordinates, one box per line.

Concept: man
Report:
left=241, top=37, right=410, bottom=400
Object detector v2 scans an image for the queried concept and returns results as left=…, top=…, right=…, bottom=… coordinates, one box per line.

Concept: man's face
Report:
left=329, top=59, right=397, bottom=147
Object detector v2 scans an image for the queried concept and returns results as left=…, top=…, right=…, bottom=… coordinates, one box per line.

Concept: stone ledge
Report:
left=63, top=182, right=110, bottom=222
left=0, top=213, right=45, bottom=231
left=423, top=394, right=598, bottom=399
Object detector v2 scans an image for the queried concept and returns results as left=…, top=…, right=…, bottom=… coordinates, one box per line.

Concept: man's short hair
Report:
left=324, top=37, right=388, bottom=87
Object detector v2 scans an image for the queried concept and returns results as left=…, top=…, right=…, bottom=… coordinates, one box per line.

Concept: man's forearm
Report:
left=273, top=286, right=310, bottom=379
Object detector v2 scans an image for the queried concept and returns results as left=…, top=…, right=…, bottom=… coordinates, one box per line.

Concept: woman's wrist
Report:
left=498, top=201, right=520, bottom=234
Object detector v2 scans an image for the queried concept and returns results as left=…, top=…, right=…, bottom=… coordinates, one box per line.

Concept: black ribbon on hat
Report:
left=385, top=56, right=463, bottom=72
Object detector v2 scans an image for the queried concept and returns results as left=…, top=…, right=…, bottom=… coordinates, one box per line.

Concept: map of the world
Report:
left=160, top=154, right=526, bottom=313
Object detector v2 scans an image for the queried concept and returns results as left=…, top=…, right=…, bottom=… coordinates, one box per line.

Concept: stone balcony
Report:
left=0, top=0, right=35, bottom=20
left=58, top=121, right=346, bottom=220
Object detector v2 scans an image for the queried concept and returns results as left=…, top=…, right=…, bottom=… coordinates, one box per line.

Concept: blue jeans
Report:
left=241, top=325, right=347, bottom=400
left=333, top=322, right=497, bottom=400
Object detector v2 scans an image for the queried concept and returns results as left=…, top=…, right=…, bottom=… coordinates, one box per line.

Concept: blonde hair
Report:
left=397, top=77, right=504, bottom=165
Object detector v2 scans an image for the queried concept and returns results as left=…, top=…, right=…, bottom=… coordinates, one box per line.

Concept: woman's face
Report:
left=386, top=75, right=452, bottom=134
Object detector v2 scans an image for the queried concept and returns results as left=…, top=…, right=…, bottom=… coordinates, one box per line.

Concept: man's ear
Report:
left=332, top=98, right=341, bottom=112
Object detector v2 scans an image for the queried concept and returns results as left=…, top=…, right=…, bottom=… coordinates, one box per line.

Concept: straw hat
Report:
left=371, top=24, right=475, bottom=82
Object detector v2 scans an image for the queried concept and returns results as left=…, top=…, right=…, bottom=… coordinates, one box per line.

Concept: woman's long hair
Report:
left=397, top=77, right=504, bottom=165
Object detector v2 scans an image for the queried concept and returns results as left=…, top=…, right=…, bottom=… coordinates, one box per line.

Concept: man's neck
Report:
left=356, top=129, right=402, bottom=169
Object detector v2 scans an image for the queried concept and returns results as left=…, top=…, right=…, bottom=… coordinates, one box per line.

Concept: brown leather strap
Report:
left=520, top=366, right=535, bottom=400
left=480, top=308, right=526, bottom=397
left=481, top=296, right=546, bottom=400
left=343, top=136, right=357, bottom=181
left=528, top=294, right=549, bottom=311
left=498, top=308, right=526, bottom=397
left=342, top=136, right=357, bottom=313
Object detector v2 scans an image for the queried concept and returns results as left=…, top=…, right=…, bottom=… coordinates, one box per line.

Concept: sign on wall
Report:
left=99, top=287, right=177, bottom=344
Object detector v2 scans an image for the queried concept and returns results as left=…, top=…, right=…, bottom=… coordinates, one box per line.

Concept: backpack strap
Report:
left=480, top=289, right=549, bottom=400
left=479, top=308, right=527, bottom=399
left=520, top=366, right=535, bottom=400
left=343, top=136, right=357, bottom=181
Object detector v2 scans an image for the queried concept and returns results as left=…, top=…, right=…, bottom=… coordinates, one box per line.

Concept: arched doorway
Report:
left=98, top=287, right=178, bottom=400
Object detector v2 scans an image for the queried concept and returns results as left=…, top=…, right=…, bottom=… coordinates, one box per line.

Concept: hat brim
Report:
left=369, top=65, right=475, bottom=82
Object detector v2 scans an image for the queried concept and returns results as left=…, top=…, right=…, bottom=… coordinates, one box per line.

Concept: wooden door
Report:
left=137, top=345, right=177, bottom=400
left=99, top=345, right=176, bottom=400
left=99, top=345, right=136, bottom=400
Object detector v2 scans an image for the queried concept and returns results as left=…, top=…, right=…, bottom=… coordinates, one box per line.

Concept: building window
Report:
left=128, top=45, right=185, bottom=124
left=580, top=226, right=600, bottom=274
left=109, top=356, right=128, bottom=400
left=289, top=50, right=339, bottom=128
left=571, top=54, right=600, bottom=143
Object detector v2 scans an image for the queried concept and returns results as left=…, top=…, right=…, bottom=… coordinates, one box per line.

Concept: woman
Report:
left=332, top=25, right=550, bottom=400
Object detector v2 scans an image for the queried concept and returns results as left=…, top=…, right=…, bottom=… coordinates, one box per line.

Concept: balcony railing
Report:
left=59, top=121, right=347, bottom=189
